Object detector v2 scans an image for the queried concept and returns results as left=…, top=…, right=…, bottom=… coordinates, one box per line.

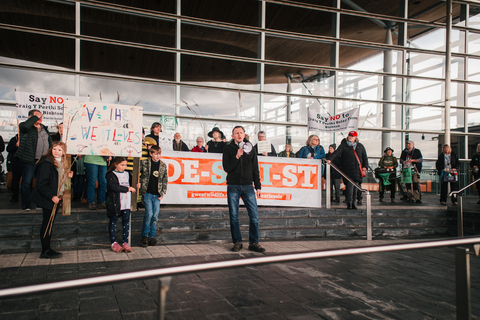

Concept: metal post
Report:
left=175, top=0, right=181, bottom=115
left=382, top=27, right=393, bottom=152
left=455, top=247, right=471, bottom=320
left=457, top=196, right=464, bottom=238
left=366, top=192, right=372, bottom=241
left=326, top=163, right=331, bottom=209
left=286, top=74, right=292, bottom=144
left=158, top=276, right=172, bottom=320
left=445, top=0, right=452, bottom=146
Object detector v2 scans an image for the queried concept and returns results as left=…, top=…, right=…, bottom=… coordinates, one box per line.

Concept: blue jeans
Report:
left=20, top=161, right=37, bottom=207
left=85, top=163, right=107, bottom=204
left=142, top=193, right=161, bottom=238
left=227, top=184, right=260, bottom=244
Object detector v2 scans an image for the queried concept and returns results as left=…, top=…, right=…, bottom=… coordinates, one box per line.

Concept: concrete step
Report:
left=0, top=205, right=451, bottom=253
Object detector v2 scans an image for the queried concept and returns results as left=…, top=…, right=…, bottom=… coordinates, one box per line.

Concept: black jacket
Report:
left=173, top=140, right=189, bottom=151
left=326, top=152, right=342, bottom=179
left=328, top=138, right=368, bottom=182
left=30, top=157, right=59, bottom=210
left=6, top=135, right=19, bottom=172
left=15, top=115, right=52, bottom=164
left=436, top=152, right=459, bottom=175
left=400, top=147, right=423, bottom=173
left=471, top=152, right=480, bottom=178
left=105, top=170, right=132, bottom=218
left=223, top=139, right=261, bottom=190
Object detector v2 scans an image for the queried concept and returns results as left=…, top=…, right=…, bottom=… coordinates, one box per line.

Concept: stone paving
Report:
left=1, top=239, right=479, bottom=319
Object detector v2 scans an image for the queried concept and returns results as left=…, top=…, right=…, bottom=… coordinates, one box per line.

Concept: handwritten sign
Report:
left=63, top=100, right=143, bottom=157
left=15, top=91, right=89, bottom=123
left=257, top=141, right=272, bottom=154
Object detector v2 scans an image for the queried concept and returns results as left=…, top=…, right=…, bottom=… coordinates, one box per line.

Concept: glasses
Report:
left=312, top=138, right=319, bottom=141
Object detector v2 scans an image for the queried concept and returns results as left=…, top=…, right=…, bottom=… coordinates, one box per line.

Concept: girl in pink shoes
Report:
left=106, top=157, right=139, bottom=253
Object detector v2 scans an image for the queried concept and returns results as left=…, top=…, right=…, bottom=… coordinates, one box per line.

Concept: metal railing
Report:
left=323, top=160, right=372, bottom=240
left=450, top=177, right=480, bottom=238
left=0, top=238, right=479, bottom=319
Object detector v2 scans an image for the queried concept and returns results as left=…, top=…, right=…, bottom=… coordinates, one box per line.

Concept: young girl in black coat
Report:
left=30, top=141, right=73, bottom=259
left=106, top=157, right=138, bottom=253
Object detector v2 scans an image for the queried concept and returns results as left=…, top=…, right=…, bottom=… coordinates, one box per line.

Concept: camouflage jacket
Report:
left=139, top=158, right=168, bottom=197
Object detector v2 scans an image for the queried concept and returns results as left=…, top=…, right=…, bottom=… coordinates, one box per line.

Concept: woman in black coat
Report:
left=327, top=131, right=368, bottom=209
left=30, top=141, right=73, bottom=259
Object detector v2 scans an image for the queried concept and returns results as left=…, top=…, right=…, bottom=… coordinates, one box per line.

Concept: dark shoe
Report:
left=400, top=196, right=408, bottom=201
left=140, top=236, right=148, bottom=247
left=148, top=238, right=157, bottom=246
left=379, top=197, right=384, bottom=202
left=334, top=197, right=340, bottom=203
left=22, top=206, right=31, bottom=212
left=231, top=242, right=243, bottom=252
left=343, top=199, right=348, bottom=203
left=88, top=203, right=97, bottom=210
left=391, top=198, right=395, bottom=203
left=137, top=202, right=145, bottom=208
left=40, top=249, right=62, bottom=259
left=248, top=242, right=266, bottom=253
left=416, top=200, right=422, bottom=204
left=453, top=202, right=458, bottom=205
left=440, top=201, right=446, bottom=205
left=347, top=203, right=351, bottom=209
left=351, top=204, right=357, bottom=210
left=97, top=203, right=106, bottom=209
left=357, top=200, right=362, bottom=205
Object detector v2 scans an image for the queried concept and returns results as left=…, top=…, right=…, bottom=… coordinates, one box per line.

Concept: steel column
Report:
left=445, top=0, right=452, bottom=146
left=382, top=27, right=393, bottom=152
left=455, top=247, right=471, bottom=320
left=366, top=192, right=372, bottom=241
left=158, top=276, right=172, bottom=320
left=458, top=196, right=464, bottom=238
left=326, top=163, right=331, bottom=209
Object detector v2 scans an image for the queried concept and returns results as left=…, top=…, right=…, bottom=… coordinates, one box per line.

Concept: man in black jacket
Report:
left=15, top=110, right=52, bottom=211
left=436, top=144, right=459, bottom=205
left=222, top=126, right=265, bottom=253
left=326, top=131, right=368, bottom=210
left=400, top=140, right=423, bottom=203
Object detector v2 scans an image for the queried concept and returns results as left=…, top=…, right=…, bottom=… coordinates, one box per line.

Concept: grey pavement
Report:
left=0, top=239, right=479, bottom=320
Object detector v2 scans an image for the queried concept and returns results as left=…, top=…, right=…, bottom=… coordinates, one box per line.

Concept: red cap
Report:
left=348, top=131, right=358, bottom=137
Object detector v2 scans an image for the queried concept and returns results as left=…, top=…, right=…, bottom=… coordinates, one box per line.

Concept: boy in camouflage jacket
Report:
left=139, top=145, right=168, bottom=247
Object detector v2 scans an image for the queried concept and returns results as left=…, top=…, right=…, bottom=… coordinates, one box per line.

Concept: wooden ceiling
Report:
left=0, top=0, right=465, bottom=84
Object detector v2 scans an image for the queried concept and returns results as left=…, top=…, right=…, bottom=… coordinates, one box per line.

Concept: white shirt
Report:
left=113, top=171, right=131, bottom=210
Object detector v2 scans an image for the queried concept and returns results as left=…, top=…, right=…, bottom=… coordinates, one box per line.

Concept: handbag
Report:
left=352, top=147, right=366, bottom=178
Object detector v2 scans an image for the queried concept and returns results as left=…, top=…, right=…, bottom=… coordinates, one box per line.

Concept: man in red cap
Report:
left=327, top=131, right=368, bottom=209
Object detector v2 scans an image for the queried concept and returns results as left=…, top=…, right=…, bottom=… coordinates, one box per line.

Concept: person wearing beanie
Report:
left=377, top=147, right=398, bottom=202
left=326, top=144, right=342, bottom=202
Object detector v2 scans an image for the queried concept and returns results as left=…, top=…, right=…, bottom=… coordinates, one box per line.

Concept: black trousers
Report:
left=440, top=181, right=458, bottom=203
left=40, top=206, right=60, bottom=253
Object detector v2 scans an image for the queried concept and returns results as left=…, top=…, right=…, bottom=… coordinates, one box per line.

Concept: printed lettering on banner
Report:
left=308, top=108, right=359, bottom=133
left=161, top=151, right=321, bottom=208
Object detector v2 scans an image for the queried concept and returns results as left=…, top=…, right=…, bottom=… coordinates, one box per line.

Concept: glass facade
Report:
left=1, top=0, right=480, bottom=194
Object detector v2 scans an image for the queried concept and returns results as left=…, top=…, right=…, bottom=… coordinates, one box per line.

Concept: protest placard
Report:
left=308, top=108, right=359, bottom=133
left=63, top=100, right=143, bottom=157
left=15, top=91, right=89, bottom=123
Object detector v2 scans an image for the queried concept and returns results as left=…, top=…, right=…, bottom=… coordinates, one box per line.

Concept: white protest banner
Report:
left=63, top=100, right=143, bottom=157
left=257, top=140, right=272, bottom=154
left=15, top=91, right=89, bottom=123
left=308, top=107, right=359, bottom=133
left=157, top=132, right=173, bottom=151
left=161, top=151, right=321, bottom=208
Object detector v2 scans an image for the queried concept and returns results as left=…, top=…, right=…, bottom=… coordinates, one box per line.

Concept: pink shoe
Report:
left=122, top=242, right=132, bottom=253
left=111, top=242, right=123, bottom=253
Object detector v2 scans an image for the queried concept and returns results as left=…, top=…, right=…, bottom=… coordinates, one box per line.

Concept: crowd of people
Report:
left=3, top=113, right=480, bottom=258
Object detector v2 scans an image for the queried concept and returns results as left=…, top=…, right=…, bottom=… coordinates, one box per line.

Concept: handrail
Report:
left=450, top=177, right=480, bottom=197
left=323, top=159, right=369, bottom=194
left=0, top=237, right=479, bottom=299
